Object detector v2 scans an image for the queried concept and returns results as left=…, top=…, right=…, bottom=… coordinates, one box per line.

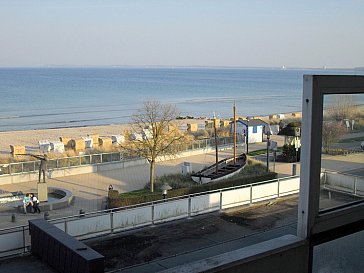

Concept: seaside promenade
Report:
left=0, top=136, right=297, bottom=229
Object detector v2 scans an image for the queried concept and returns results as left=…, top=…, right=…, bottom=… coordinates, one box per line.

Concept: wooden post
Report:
left=233, top=101, right=237, bottom=164
left=214, top=117, right=219, bottom=174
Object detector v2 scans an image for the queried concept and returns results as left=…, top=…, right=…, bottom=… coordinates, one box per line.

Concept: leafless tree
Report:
left=123, top=101, right=190, bottom=192
left=322, top=121, right=346, bottom=153
left=325, top=95, right=357, bottom=121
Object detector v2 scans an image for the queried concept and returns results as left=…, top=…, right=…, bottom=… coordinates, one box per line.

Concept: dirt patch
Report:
left=87, top=219, right=221, bottom=270
left=221, top=199, right=298, bottom=230
left=86, top=197, right=298, bottom=271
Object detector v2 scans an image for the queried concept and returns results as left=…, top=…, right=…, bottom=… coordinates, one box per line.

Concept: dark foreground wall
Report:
left=29, top=219, right=104, bottom=273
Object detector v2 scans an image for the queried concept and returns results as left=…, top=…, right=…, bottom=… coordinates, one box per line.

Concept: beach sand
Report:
left=0, top=111, right=298, bottom=156
left=0, top=119, right=206, bottom=155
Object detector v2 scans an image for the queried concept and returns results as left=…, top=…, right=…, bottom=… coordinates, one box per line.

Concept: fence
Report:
left=0, top=175, right=299, bottom=258
left=0, top=136, right=242, bottom=176
left=322, top=170, right=364, bottom=195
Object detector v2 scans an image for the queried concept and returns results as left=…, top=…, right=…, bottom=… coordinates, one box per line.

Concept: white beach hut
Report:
left=230, top=119, right=268, bottom=143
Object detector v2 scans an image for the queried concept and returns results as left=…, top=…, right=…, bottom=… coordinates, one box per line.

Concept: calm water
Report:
left=0, top=67, right=361, bottom=131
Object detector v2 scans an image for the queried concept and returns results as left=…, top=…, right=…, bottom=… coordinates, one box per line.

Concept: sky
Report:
left=0, top=0, right=363, bottom=68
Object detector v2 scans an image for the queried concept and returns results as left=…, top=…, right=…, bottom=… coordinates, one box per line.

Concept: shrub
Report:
left=276, top=144, right=300, bottom=162
left=150, top=173, right=194, bottom=190
left=108, top=164, right=277, bottom=208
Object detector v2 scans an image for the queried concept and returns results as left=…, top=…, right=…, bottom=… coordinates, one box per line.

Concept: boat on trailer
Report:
left=191, top=153, right=247, bottom=184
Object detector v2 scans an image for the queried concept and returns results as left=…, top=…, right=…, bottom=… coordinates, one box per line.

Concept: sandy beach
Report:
left=0, top=119, right=207, bottom=155
left=0, top=111, right=296, bottom=157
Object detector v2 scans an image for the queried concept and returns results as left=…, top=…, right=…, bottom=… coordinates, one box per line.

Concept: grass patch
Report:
left=247, top=147, right=282, bottom=157
left=152, top=173, right=195, bottom=190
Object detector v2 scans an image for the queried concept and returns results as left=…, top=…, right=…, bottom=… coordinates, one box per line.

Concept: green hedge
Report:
left=108, top=172, right=277, bottom=208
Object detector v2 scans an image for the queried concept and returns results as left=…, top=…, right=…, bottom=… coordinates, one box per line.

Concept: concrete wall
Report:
left=160, top=235, right=309, bottom=273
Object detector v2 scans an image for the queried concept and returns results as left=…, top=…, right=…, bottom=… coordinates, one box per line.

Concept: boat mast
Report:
left=213, top=114, right=219, bottom=174
left=233, top=101, right=236, bottom=164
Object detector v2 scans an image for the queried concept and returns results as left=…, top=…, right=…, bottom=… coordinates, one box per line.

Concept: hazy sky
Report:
left=1, top=0, right=363, bottom=68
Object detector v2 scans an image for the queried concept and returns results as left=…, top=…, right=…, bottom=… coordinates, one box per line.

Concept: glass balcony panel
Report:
left=58, top=158, right=69, bottom=168
left=91, top=154, right=102, bottom=164
left=69, top=157, right=80, bottom=167
left=23, top=162, right=35, bottom=172
left=320, top=93, right=364, bottom=212
left=10, top=163, right=22, bottom=174
left=111, top=153, right=120, bottom=162
left=47, top=159, right=57, bottom=170
left=80, top=155, right=91, bottom=165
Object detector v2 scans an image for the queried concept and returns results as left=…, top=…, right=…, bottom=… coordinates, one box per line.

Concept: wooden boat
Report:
left=191, top=102, right=247, bottom=184
left=191, top=153, right=247, bottom=184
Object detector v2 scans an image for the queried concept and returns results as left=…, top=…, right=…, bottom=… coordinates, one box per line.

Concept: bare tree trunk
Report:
left=150, top=160, right=155, bottom=192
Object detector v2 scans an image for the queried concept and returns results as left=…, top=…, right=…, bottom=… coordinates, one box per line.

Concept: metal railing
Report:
left=0, top=175, right=298, bottom=258
left=0, top=136, right=243, bottom=176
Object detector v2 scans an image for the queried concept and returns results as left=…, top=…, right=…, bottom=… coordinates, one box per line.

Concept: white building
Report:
left=230, top=119, right=268, bottom=143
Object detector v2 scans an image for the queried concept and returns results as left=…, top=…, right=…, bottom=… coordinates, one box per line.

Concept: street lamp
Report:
left=266, top=131, right=271, bottom=172
left=294, top=127, right=301, bottom=162
left=161, top=183, right=172, bottom=200
left=246, top=117, right=249, bottom=154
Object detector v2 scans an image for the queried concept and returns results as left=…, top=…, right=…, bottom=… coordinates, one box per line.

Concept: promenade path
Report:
left=0, top=137, right=297, bottom=229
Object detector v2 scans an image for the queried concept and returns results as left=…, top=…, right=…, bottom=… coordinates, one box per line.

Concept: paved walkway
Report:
left=0, top=137, right=296, bottom=229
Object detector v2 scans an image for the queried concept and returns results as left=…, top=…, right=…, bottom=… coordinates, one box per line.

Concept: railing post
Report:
left=22, top=226, right=26, bottom=254
left=21, top=162, right=24, bottom=173
left=354, top=177, right=357, bottom=195
left=219, top=190, right=223, bottom=211
left=277, top=178, right=280, bottom=198
left=250, top=184, right=253, bottom=204
left=188, top=195, right=192, bottom=218
left=110, top=211, right=114, bottom=234
left=152, top=202, right=155, bottom=225
left=56, top=158, right=59, bottom=169
left=65, top=220, right=68, bottom=234
left=101, top=153, right=103, bottom=163
left=79, top=156, right=82, bottom=166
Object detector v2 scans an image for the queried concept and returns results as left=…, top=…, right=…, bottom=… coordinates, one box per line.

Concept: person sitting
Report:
left=31, top=193, right=41, bottom=214
left=22, top=193, right=33, bottom=214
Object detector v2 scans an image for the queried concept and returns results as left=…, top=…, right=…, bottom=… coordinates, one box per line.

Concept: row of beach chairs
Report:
left=10, top=134, right=126, bottom=156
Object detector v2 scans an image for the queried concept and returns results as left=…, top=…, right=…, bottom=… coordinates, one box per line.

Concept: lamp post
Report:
left=294, top=127, right=301, bottom=162
left=161, top=183, right=172, bottom=200
left=266, top=131, right=271, bottom=172
left=246, top=117, right=249, bottom=154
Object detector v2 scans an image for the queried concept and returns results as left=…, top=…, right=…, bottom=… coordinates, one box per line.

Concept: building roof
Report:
left=230, top=119, right=268, bottom=127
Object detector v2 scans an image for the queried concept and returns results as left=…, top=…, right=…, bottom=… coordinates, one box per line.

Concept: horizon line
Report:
left=0, top=64, right=362, bottom=70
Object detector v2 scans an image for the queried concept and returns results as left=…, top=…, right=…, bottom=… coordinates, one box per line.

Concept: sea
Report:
left=0, top=67, right=362, bottom=132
